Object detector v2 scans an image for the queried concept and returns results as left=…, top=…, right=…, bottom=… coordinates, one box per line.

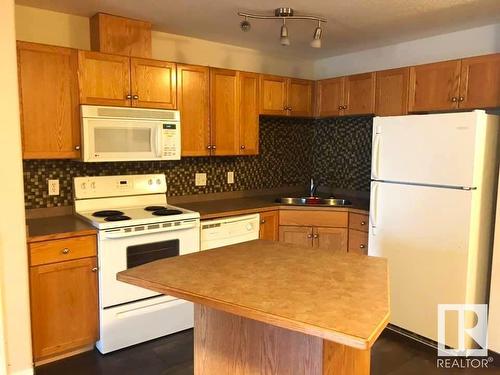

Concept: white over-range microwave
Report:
left=81, top=105, right=181, bottom=162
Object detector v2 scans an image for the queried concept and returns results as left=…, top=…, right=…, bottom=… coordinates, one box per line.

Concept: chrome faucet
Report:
left=310, top=178, right=318, bottom=197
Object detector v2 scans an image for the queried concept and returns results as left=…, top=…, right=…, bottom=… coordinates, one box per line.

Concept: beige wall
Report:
left=14, top=5, right=315, bottom=79
left=1, top=1, right=33, bottom=374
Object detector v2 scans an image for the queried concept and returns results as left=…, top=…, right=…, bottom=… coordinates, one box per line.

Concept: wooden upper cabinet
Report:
left=260, top=75, right=288, bottom=115
left=408, top=60, right=461, bottom=112
left=78, top=51, right=131, bottom=106
left=259, top=211, right=279, bottom=241
left=344, top=72, right=376, bottom=115
left=459, top=54, right=500, bottom=109
left=316, top=77, right=345, bottom=117
left=130, top=58, right=177, bottom=109
left=239, top=72, right=260, bottom=155
left=210, top=68, right=239, bottom=155
left=177, top=64, right=210, bottom=157
left=375, top=67, right=409, bottom=116
left=17, top=42, right=81, bottom=159
left=30, top=257, right=98, bottom=361
left=288, top=79, right=314, bottom=117
left=313, top=227, right=348, bottom=253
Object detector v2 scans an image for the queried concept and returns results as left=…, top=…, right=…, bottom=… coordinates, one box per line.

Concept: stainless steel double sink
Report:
left=276, top=197, right=352, bottom=206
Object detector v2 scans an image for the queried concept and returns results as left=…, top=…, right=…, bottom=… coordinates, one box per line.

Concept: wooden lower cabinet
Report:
left=259, top=211, right=279, bottom=241
left=279, top=225, right=313, bottom=247
left=314, top=227, right=348, bottom=252
left=348, top=229, right=368, bottom=255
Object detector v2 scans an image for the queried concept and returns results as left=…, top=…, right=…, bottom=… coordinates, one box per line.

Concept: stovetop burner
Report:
left=144, top=206, right=167, bottom=211
left=104, top=215, right=132, bottom=222
left=93, top=210, right=124, bottom=218
left=151, top=209, right=183, bottom=216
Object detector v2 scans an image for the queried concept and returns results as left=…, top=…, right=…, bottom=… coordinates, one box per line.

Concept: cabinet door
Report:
left=259, top=211, right=279, bottom=241
left=30, top=257, right=98, bottom=361
left=279, top=226, right=313, bottom=247
left=375, top=68, right=409, bottom=116
left=313, top=227, right=347, bottom=253
left=316, top=77, right=345, bottom=117
left=17, top=42, right=81, bottom=159
left=459, top=54, right=500, bottom=109
left=408, top=60, right=461, bottom=112
left=288, top=79, right=314, bottom=117
left=177, top=64, right=211, bottom=156
left=210, top=68, right=239, bottom=155
left=260, top=75, right=288, bottom=115
left=239, top=72, right=260, bottom=155
left=344, top=72, right=376, bottom=115
left=130, top=58, right=176, bottom=109
left=348, top=229, right=368, bottom=255
left=78, top=50, right=131, bottom=106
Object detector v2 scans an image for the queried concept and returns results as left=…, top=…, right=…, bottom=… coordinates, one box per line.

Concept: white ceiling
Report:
left=15, top=0, right=500, bottom=59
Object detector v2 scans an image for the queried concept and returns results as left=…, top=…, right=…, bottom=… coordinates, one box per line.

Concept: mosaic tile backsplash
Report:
left=23, top=116, right=373, bottom=209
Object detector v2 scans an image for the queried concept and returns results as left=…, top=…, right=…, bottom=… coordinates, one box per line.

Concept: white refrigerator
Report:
left=368, top=110, right=499, bottom=347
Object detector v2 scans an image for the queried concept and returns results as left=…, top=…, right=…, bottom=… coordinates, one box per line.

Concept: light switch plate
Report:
left=48, top=179, right=60, bottom=196
left=195, top=173, right=207, bottom=186
left=227, top=171, right=234, bottom=184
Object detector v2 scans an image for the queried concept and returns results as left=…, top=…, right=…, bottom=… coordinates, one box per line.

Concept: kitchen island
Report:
left=118, top=240, right=389, bottom=375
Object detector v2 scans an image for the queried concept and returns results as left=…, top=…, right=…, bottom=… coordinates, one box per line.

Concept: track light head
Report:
left=280, top=19, right=290, bottom=46
left=310, top=22, right=322, bottom=48
left=240, top=17, right=251, bottom=32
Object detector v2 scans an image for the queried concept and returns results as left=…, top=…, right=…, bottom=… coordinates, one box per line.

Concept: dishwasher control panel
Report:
left=200, top=214, right=260, bottom=251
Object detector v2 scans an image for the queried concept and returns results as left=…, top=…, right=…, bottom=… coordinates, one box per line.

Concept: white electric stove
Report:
left=74, top=174, right=200, bottom=354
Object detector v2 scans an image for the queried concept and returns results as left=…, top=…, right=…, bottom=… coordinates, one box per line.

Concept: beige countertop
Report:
left=26, top=215, right=97, bottom=243
left=118, top=239, right=389, bottom=350
left=173, top=194, right=369, bottom=220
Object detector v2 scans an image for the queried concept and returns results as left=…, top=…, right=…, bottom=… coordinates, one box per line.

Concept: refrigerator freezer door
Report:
left=369, top=181, right=472, bottom=345
left=372, top=112, right=481, bottom=187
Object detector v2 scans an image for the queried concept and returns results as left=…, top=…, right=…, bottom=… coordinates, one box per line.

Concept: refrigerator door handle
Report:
left=370, top=182, right=379, bottom=232
left=372, top=134, right=381, bottom=179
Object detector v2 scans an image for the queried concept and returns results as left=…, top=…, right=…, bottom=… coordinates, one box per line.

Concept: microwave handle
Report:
left=155, top=127, right=162, bottom=157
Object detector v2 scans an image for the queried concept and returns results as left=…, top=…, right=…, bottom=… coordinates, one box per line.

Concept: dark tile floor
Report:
left=36, top=329, right=500, bottom=375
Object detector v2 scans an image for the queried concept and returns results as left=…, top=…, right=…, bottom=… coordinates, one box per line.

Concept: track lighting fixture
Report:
left=237, top=7, right=326, bottom=48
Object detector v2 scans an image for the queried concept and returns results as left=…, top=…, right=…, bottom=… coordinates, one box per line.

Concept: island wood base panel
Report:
left=194, top=305, right=370, bottom=375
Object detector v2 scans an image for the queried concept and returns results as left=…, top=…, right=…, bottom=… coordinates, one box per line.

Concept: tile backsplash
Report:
left=23, top=115, right=373, bottom=209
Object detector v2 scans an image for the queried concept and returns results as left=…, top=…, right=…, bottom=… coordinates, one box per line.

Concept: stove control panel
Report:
left=74, top=174, right=167, bottom=199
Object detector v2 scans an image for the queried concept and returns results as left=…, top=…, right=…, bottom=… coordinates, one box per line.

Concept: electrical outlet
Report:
left=195, top=173, right=207, bottom=187
left=48, top=179, right=60, bottom=196
left=227, top=171, right=235, bottom=184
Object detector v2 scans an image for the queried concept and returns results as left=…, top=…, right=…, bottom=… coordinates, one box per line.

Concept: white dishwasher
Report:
left=200, top=214, right=260, bottom=250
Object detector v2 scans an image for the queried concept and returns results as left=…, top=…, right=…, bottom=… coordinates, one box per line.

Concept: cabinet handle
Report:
left=451, top=97, right=458, bottom=102
left=459, top=97, right=465, bottom=102
left=288, top=107, right=292, bottom=111
left=126, top=94, right=132, bottom=99
left=92, top=267, right=98, bottom=272
left=359, top=244, right=366, bottom=249
left=132, top=95, right=139, bottom=100
left=75, top=145, right=81, bottom=151
left=260, top=219, right=266, bottom=224
left=240, top=145, right=245, bottom=150
left=360, top=221, right=366, bottom=226
left=61, top=248, right=70, bottom=254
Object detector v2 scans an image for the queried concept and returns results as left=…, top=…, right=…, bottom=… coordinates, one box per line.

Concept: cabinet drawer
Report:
left=279, top=210, right=348, bottom=228
left=349, top=213, right=369, bottom=232
left=29, top=235, right=97, bottom=266
left=348, top=229, right=368, bottom=255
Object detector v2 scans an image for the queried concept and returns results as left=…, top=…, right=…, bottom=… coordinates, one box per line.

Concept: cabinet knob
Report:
left=338, top=105, right=343, bottom=110
left=132, top=95, right=139, bottom=100
left=313, top=234, right=319, bottom=239
left=240, top=145, right=246, bottom=150
left=359, top=244, right=366, bottom=249
left=343, top=105, right=348, bottom=109
left=207, top=145, right=212, bottom=150
left=307, top=234, right=312, bottom=239
left=360, top=221, right=366, bottom=226
left=451, top=97, right=458, bottom=102
left=61, top=248, right=70, bottom=254
left=212, top=145, right=216, bottom=150
left=92, top=267, right=98, bottom=272
left=260, top=219, right=266, bottom=224
left=75, top=145, right=81, bottom=151
left=459, top=97, right=465, bottom=102
left=126, top=94, right=132, bottom=99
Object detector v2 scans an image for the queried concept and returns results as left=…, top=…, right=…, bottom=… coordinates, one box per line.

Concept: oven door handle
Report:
left=102, top=221, right=199, bottom=239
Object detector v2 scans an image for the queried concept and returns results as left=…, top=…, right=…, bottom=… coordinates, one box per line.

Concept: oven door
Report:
left=98, top=221, right=200, bottom=308
left=82, top=118, right=164, bottom=162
